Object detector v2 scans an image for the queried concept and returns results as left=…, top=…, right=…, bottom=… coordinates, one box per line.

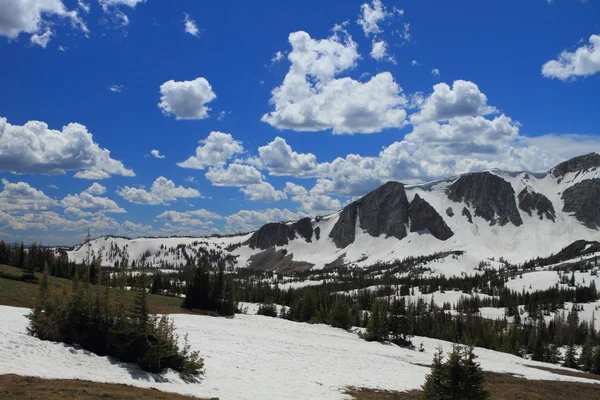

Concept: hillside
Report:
left=1, top=305, right=599, bottom=400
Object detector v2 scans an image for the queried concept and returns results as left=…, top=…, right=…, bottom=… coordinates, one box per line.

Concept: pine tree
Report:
left=563, top=343, right=578, bottom=369
left=422, top=347, right=448, bottom=400
left=461, top=346, right=489, bottom=400
left=329, top=297, right=352, bottom=330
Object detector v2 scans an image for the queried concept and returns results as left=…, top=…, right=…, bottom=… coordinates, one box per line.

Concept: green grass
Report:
left=0, top=264, right=186, bottom=315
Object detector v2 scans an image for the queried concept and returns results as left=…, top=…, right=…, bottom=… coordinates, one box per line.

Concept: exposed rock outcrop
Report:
left=552, top=153, right=600, bottom=180
left=446, top=207, right=454, bottom=217
left=329, top=182, right=410, bottom=249
left=446, top=172, right=523, bottom=227
left=408, top=194, right=454, bottom=240
left=562, top=179, right=600, bottom=229
left=462, top=207, right=473, bottom=223
left=518, top=188, right=556, bottom=221
left=357, top=181, right=410, bottom=240
left=329, top=203, right=358, bottom=249
left=294, top=217, right=313, bottom=243
left=246, top=218, right=314, bottom=250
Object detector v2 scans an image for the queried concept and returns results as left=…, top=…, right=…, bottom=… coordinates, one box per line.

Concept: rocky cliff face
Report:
left=446, top=172, right=523, bottom=227
left=552, top=153, right=600, bottom=180
left=518, top=189, right=556, bottom=221
left=357, top=182, right=410, bottom=240
left=246, top=217, right=314, bottom=250
left=408, top=194, right=454, bottom=240
left=562, top=179, right=600, bottom=229
left=329, top=203, right=358, bottom=249
left=329, top=182, right=410, bottom=249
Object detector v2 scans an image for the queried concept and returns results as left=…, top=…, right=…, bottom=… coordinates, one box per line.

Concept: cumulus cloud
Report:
left=542, top=34, right=600, bottom=81
left=410, top=80, right=497, bottom=124
left=61, top=191, right=126, bottom=213
left=357, top=0, right=391, bottom=37
left=205, top=164, right=263, bottom=187
left=431, top=68, right=440, bottom=78
left=109, top=85, right=124, bottom=92
left=370, top=40, right=391, bottom=61
left=284, top=182, right=342, bottom=215
left=84, top=182, right=107, bottom=195
left=156, top=209, right=220, bottom=226
left=178, top=131, right=244, bottom=169
left=256, top=137, right=319, bottom=177
left=262, top=29, right=407, bottom=134
left=0, top=0, right=88, bottom=44
left=158, top=77, right=216, bottom=120
left=0, top=179, right=59, bottom=212
left=150, top=149, right=165, bottom=159
left=0, top=117, right=134, bottom=179
left=184, top=13, right=200, bottom=37
left=224, top=208, right=305, bottom=232
left=116, top=176, right=200, bottom=205
left=240, top=182, right=287, bottom=202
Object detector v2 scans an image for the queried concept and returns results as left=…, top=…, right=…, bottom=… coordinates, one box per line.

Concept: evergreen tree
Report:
left=563, top=343, right=578, bottom=369
left=422, top=347, right=448, bottom=400
left=329, top=297, right=352, bottom=330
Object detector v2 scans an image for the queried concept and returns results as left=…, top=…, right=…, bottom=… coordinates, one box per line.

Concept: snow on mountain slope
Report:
left=67, top=234, right=252, bottom=269
left=66, top=154, right=600, bottom=274
left=1, top=305, right=597, bottom=400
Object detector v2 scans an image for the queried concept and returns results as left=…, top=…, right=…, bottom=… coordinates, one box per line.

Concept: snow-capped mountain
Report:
left=68, top=153, right=600, bottom=272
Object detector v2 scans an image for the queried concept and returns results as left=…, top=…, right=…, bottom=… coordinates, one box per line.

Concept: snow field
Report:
left=1, top=305, right=598, bottom=400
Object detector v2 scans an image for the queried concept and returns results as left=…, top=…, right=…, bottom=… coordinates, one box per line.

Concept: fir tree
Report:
left=563, top=343, right=579, bottom=369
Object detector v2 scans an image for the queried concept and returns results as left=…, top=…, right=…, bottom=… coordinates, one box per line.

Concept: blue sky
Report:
left=0, top=0, right=599, bottom=245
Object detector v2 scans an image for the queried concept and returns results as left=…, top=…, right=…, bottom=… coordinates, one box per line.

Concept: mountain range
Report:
left=68, top=152, right=600, bottom=273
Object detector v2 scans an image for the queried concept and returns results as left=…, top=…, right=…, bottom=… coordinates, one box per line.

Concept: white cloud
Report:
left=178, top=131, right=244, bottom=169
left=256, top=137, right=319, bottom=177
left=411, top=60, right=419, bottom=66
left=519, top=134, right=600, bottom=160
left=78, top=1, right=90, bottom=13
left=370, top=40, right=389, bottom=61
left=30, top=29, right=53, bottom=48
left=0, top=117, right=134, bottom=178
left=357, top=0, right=391, bottom=37
left=116, top=176, right=200, bottom=205
left=410, top=80, right=497, bottom=124
left=240, top=182, right=287, bottom=202
left=99, top=0, right=145, bottom=10
left=61, top=191, right=125, bottom=213
left=0, top=179, right=59, bottom=212
left=0, top=0, right=88, bottom=42
left=284, top=182, right=342, bottom=215
left=150, top=149, right=165, bottom=159
left=542, top=34, right=600, bottom=81
left=84, top=182, right=106, bottom=195
left=217, top=111, right=231, bottom=121
left=431, top=68, right=440, bottom=78
left=224, top=208, right=305, bottom=232
left=184, top=13, right=200, bottom=37
left=271, top=51, right=284, bottom=64
left=262, top=29, right=407, bottom=134
left=47, top=184, right=59, bottom=190
left=205, top=164, right=263, bottom=187
left=109, top=85, right=124, bottom=92
left=156, top=209, right=220, bottom=226
left=158, top=77, right=216, bottom=120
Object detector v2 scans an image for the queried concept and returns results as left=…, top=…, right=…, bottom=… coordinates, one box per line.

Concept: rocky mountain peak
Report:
left=445, top=171, right=523, bottom=227
left=551, top=153, right=600, bottom=179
